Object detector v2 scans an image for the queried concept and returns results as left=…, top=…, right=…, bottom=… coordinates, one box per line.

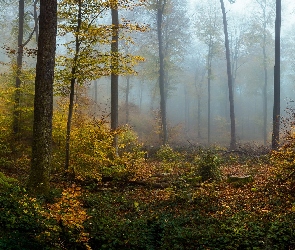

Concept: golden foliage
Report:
left=44, top=185, right=91, bottom=245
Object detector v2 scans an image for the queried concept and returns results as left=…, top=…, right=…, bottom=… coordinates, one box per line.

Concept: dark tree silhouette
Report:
left=220, top=0, right=236, bottom=149
left=157, top=0, right=168, bottom=145
left=111, top=0, right=119, bottom=151
left=272, top=0, right=281, bottom=149
left=13, top=0, right=24, bottom=137
left=27, top=0, right=57, bottom=195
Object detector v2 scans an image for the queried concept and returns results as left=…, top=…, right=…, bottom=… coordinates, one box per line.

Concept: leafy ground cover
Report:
left=1, top=144, right=295, bottom=249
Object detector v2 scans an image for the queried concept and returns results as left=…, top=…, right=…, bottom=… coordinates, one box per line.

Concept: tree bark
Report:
left=111, top=0, right=119, bottom=151
left=13, top=0, right=25, bottom=137
left=220, top=0, right=236, bottom=149
left=28, top=0, right=57, bottom=195
left=157, top=0, right=168, bottom=145
left=272, top=0, right=281, bottom=149
left=33, top=0, right=39, bottom=43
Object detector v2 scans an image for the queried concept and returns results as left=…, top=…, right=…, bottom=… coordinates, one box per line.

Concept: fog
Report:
left=1, top=0, right=294, bottom=148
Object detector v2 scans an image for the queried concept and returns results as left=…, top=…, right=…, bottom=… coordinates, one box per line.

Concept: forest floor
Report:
left=1, top=144, right=295, bottom=249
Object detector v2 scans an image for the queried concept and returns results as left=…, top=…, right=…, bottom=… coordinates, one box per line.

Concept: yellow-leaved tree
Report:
left=55, top=0, right=146, bottom=172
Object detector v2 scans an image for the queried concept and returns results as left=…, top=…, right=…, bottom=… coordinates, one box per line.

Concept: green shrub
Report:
left=0, top=185, right=46, bottom=250
left=52, top=104, right=145, bottom=182
left=195, top=150, right=221, bottom=182
left=156, top=145, right=182, bottom=163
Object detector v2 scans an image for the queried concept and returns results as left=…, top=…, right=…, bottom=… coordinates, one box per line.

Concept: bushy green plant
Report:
left=156, top=144, right=183, bottom=163
left=0, top=185, right=46, bottom=250
left=195, top=150, right=221, bottom=182
left=0, top=181, right=92, bottom=250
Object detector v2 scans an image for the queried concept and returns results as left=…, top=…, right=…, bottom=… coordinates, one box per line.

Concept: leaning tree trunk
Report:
left=272, top=0, right=281, bottom=149
left=220, top=0, right=236, bottom=150
left=157, top=1, right=168, bottom=145
left=28, top=0, right=57, bottom=196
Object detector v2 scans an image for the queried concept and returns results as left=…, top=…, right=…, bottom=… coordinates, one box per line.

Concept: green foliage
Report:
left=156, top=144, right=182, bottom=163
left=55, top=0, right=145, bottom=95
left=0, top=185, right=46, bottom=249
left=195, top=149, right=221, bottom=182
left=83, top=188, right=295, bottom=250
left=0, top=68, right=35, bottom=173
left=52, top=100, right=145, bottom=181
left=0, top=171, right=17, bottom=188
left=0, top=181, right=91, bottom=250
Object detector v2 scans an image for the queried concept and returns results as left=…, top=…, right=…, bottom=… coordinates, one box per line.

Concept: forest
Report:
left=1, top=0, right=295, bottom=249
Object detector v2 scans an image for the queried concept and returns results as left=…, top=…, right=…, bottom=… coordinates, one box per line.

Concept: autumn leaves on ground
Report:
left=1, top=118, right=295, bottom=249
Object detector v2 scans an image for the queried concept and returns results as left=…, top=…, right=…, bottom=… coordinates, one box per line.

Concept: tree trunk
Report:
left=64, top=0, right=82, bottom=171
left=262, top=24, right=268, bottom=145
left=125, top=76, right=130, bottom=124
left=272, top=0, right=281, bottom=149
left=184, top=86, right=189, bottom=136
left=207, top=41, right=213, bottom=145
left=220, top=0, right=236, bottom=150
left=195, top=68, right=205, bottom=140
left=197, top=96, right=201, bottom=139
left=28, top=0, right=57, bottom=195
left=111, top=0, right=119, bottom=151
left=13, top=0, right=24, bottom=137
left=33, top=0, right=39, bottom=43
left=157, top=1, right=168, bottom=145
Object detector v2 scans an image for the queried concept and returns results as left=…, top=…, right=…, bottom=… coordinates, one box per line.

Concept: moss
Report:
left=227, top=175, right=253, bottom=187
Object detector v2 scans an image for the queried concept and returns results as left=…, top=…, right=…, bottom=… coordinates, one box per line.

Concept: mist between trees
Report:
left=0, top=0, right=289, bottom=190
left=0, top=0, right=290, bottom=148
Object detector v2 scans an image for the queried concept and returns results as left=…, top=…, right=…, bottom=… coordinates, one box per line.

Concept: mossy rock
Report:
left=227, top=175, right=253, bottom=187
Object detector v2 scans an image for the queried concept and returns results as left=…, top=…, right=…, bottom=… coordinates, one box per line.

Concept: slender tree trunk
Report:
left=195, top=68, right=205, bottom=140
left=231, top=36, right=239, bottom=100
left=125, top=76, right=130, bottom=124
left=220, top=0, right=236, bottom=149
left=111, top=0, right=119, bottom=151
left=184, top=86, right=189, bottom=136
left=272, top=0, right=281, bottom=149
left=157, top=1, right=167, bottom=145
left=13, top=0, right=25, bottom=137
left=33, top=0, right=39, bottom=43
left=207, top=43, right=212, bottom=145
left=65, top=0, right=82, bottom=170
left=28, top=0, right=57, bottom=195
left=197, top=96, right=201, bottom=139
left=262, top=27, right=268, bottom=145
